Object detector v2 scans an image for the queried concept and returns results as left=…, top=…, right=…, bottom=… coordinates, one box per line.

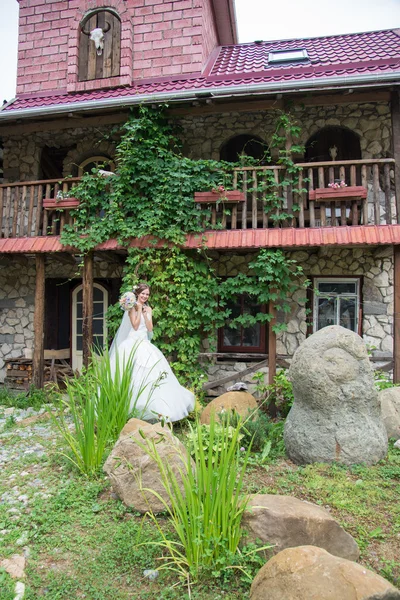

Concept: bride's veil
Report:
left=109, top=311, right=131, bottom=360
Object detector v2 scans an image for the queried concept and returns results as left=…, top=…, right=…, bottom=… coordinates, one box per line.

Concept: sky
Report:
left=1, top=0, right=400, bottom=102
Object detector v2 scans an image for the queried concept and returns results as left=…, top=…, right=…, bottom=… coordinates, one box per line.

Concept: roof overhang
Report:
left=1, top=226, right=399, bottom=254
left=1, top=71, right=399, bottom=123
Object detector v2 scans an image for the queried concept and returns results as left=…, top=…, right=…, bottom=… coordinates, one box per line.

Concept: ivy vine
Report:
left=61, top=106, right=309, bottom=390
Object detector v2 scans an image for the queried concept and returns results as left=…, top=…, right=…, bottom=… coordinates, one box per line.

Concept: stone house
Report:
left=1, top=0, right=400, bottom=391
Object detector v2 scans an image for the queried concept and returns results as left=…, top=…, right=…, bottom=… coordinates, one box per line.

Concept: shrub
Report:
left=253, top=369, right=294, bottom=417
left=136, top=413, right=263, bottom=581
left=52, top=346, right=150, bottom=477
left=0, top=384, right=56, bottom=411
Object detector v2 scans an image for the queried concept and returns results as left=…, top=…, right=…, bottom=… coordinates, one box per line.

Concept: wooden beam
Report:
left=268, top=300, right=277, bottom=386
left=202, top=359, right=267, bottom=391
left=32, top=254, right=45, bottom=389
left=50, top=253, right=77, bottom=265
left=298, top=90, right=390, bottom=107
left=394, top=245, right=400, bottom=383
left=169, top=98, right=284, bottom=116
left=391, top=90, right=400, bottom=225
left=0, top=111, right=129, bottom=136
left=169, top=91, right=390, bottom=117
left=82, top=252, right=94, bottom=369
left=267, top=298, right=277, bottom=417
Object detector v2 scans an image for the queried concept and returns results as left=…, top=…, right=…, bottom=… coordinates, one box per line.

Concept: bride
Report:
left=110, top=283, right=195, bottom=422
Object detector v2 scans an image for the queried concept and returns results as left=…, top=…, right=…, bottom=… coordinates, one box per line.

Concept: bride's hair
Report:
left=135, top=283, right=150, bottom=296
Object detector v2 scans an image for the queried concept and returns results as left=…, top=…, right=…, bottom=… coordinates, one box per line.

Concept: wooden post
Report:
left=82, top=252, right=94, bottom=369
left=394, top=246, right=400, bottom=383
left=268, top=297, right=277, bottom=418
left=391, top=91, right=400, bottom=224
left=33, top=254, right=45, bottom=389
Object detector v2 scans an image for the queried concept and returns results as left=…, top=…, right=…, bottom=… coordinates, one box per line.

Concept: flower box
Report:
left=43, top=197, right=80, bottom=210
left=309, top=186, right=367, bottom=202
left=194, top=191, right=245, bottom=204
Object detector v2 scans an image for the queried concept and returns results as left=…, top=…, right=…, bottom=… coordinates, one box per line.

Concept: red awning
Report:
left=1, top=225, right=400, bottom=254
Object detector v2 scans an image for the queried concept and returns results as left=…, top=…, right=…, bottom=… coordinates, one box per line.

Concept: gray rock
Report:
left=227, top=382, right=248, bottom=391
left=363, top=301, right=387, bottom=316
left=379, top=387, right=400, bottom=439
left=284, top=326, right=388, bottom=465
left=242, top=494, right=359, bottom=561
left=104, top=420, right=191, bottom=514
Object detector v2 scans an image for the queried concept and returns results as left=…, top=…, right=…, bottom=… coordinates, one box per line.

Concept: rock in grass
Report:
left=242, top=494, right=359, bottom=561
left=0, top=554, right=25, bottom=579
left=104, top=420, right=191, bottom=514
left=250, top=546, right=400, bottom=600
left=284, top=326, right=387, bottom=465
left=379, top=387, right=400, bottom=440
left=200, top=391, right=257, bottom=424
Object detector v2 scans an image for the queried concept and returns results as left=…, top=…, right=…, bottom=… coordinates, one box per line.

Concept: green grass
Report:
left=1, top=398, right=400, bottom=597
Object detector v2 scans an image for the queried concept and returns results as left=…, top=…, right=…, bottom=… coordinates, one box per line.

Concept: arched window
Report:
left=305, top=126, right=361, bottom=162
left=220, top=134, right=267, bottom=163
left=78, top=156, right=115, bottom=176
left=79, top=9, right=121, bottom=82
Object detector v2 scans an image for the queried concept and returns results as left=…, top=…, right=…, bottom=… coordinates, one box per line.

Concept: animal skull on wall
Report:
left=81, top=21, right=111, bottom=56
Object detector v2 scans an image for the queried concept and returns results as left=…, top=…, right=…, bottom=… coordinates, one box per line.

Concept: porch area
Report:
left=0, top=159, right=398, bottom=239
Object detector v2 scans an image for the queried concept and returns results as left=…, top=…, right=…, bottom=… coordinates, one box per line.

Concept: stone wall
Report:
left=0, top=255, right=121, bottom=383
left=205, top=246, right=393, bottom=396
left=0, top=257, right=36, bottom=382
left=3, top=101, right=391, bottom=183
left=2, top=125, right=115, bottom=182
left=178, top=102, right=391, bottom=160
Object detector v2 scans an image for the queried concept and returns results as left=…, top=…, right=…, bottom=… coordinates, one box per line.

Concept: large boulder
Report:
left=379, top=387, right=400, bottom=439
left=200, top=391, right=257, bottom=425
left=104, top=419, right=190, bottom=513
left=242, top=494, right=359, bottom=561
left=284, top=326, right=387, bottom=465
left=250, top=546, right=400, bottom=600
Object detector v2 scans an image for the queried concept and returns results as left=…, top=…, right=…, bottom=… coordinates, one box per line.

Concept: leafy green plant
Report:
left=374, top=369, right=398, bottom=391
left=185, top=419, right=244, bottom=462
left=253, top=368, right=294, bottom=418
left=59, top=106, right=309, bottom=389
left=3, top=414, right=17, bottom=430
left=135, top=413, right=265, bottom=582
left=245, top=111, right=308, bottom=224
left=0, top=384, right=56, bottom=410
left=52, top=346, right=150, bottom=476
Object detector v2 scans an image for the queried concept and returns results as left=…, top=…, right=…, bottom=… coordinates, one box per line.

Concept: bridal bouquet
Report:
left=119, top=291, right=137, bottom=311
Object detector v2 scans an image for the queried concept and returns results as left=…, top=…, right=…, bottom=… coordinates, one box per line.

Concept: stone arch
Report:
left=305, top=126, right=361, bottom=162
left=220, top=133, right=268, bottom=163
left=63, top=139, right=116, bottom=177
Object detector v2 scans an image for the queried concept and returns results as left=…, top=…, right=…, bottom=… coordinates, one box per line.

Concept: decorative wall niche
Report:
left=79, top=9, right=121, bottom=82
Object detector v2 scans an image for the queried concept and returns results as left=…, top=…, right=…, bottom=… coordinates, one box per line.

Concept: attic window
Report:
left=268, top=48, right=308, bottom=64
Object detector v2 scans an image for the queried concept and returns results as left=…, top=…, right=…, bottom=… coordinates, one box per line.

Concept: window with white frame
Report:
left=313, top=278, right=360, bottom=333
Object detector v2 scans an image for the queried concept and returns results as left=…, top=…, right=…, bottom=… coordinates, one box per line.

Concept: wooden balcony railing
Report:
left=0, top=177, right=80, bottom=239
left=198, top=158, right=397, bottom=230
left=0, top=159, right=397, bottom=240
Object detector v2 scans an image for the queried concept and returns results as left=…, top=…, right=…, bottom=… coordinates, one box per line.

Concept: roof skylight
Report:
left=268, top=48, right=309, bottom=64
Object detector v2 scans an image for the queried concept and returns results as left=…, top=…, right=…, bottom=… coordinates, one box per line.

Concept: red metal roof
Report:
left=1, top=226, right=400, bottom=254
left=2, top=29, right=400, bottom=117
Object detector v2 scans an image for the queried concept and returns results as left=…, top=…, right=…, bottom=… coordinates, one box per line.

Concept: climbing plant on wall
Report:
left=61, top=105, right=308, bottom=389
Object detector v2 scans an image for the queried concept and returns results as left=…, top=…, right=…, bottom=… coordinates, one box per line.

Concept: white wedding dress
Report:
left=110, top=312, right=195, bottom=422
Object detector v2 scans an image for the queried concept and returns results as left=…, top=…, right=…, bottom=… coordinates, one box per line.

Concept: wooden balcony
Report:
left=0, top=159, right=397, bottom=241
